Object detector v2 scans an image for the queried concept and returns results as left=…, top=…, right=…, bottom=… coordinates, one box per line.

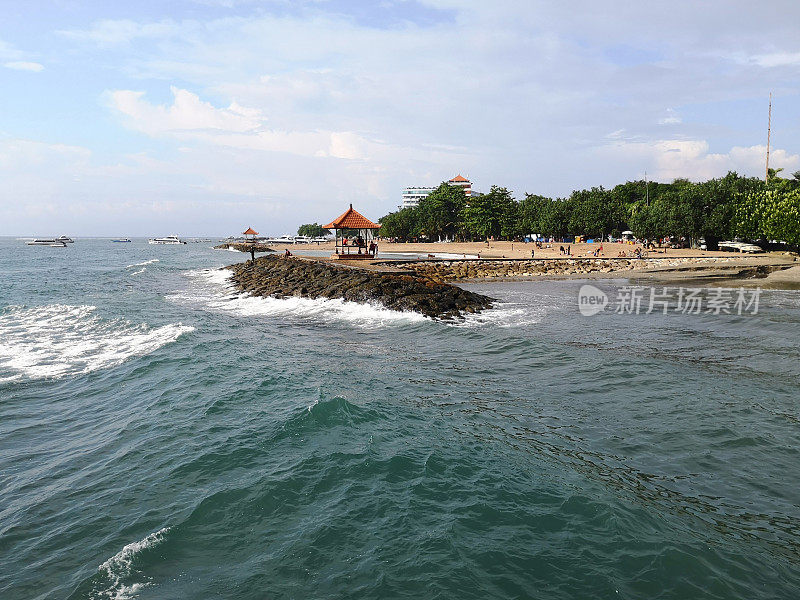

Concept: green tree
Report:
left=461, top=186, right=517, bottom=240
left=297, top=223, right=330, bottom=237
left=415, top=182, right=468, bottom=241
left=378, top=209, right=419, bottom=241
left=567, top=187, right=614, bottom=239
left=518, top=194, right=552, bottom=237
left=735, top=187, right=800, bottom=245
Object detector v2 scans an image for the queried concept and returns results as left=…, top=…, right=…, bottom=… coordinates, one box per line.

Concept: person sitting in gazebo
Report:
left=323, top=204, right=381, bottom=259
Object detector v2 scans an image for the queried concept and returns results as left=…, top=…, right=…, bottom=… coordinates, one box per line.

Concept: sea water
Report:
left=1, top=238, right=799, bottom=599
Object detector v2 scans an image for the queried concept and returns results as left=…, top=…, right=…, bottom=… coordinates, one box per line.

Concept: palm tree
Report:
left=767, top=167, right=784, bottom=181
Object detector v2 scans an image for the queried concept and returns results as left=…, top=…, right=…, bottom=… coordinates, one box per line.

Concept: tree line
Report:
left=377, top=171, right=800, bottom=249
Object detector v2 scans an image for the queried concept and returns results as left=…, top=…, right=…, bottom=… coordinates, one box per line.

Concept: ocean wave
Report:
left=129, top=268, right=145, bottom=276
left=91, top=527, right=170, bottom=600
left=171, top=269, right=428, bottom=328
left=0, top=305, right=194, bottom=383
left=456, top=302, right=544, bottom=328
left=126, top=259, right=159, bottom=269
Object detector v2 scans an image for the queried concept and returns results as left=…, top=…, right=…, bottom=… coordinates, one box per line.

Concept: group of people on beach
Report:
left=341, top=235, right=378, bottom=256
left=559, top=245, right=572, bottom=256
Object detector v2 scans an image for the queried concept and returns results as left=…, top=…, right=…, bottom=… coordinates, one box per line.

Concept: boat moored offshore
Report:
left=148, top=235, right=186, bottom=245
left=26, top=239, right=67, bottom=247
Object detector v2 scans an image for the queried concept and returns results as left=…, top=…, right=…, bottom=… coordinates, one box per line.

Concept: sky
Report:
left=1, top=0, right=799, bottom=236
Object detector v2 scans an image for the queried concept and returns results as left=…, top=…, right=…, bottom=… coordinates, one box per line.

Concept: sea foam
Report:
left=126, top=259, right=159, bottom=269
left=0, top=305, right=193, bottom=383
left=94, top=527, right=170, bottom=600
left=170, top=268, right=428, bottom=328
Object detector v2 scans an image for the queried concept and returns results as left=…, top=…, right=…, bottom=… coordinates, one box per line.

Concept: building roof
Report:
left=242, top=227, right=258, bottom=235
left=323, top=204, right=381, bottom=230
left=449, top=174, right=469, bottom=182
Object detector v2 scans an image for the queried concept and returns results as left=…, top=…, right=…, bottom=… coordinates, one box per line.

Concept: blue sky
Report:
left=2, top=0, right=799, bottom=236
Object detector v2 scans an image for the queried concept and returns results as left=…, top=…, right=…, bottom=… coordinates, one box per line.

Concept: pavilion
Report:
left=323, top=204, right=381, bottom=259
left=243, top=227, right=258, bottom=261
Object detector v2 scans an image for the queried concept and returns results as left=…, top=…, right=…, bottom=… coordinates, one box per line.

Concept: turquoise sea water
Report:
left=1, top=238, right=799, bottom=599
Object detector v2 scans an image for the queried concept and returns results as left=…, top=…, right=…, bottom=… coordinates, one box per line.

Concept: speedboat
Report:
left=112, top=239, right=131, bottom=243
left=148, top=235, right=186, bottom=245
left=56, top=235, right=74, bottom=243
left=27, top=239, right=67, bottom=247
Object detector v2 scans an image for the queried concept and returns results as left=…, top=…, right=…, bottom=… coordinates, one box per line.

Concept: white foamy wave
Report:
left=129, top=268, right=145, bottom=276
left=171, top=268, right=428, bottom=328
left=126, top=259, right=159, bottom=269
left=0, top=305, right=194, bottom=383
left=456, top=302, right=544, bottom=328
left=94, top=527, right=170, bottom=600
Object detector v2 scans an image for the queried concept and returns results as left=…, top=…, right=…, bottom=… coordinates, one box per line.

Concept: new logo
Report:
left=578, top=284, right=608, bottom=316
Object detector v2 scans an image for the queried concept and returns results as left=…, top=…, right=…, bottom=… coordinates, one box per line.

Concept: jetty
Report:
left=214, top=242, right=275, bottom=253
left=227, top=255, right=492, bottom=320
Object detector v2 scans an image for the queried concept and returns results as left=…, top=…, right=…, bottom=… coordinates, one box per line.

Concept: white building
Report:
left=400, top=175, right=472, bottom=209
left=400, top=186, right=436, bottom=209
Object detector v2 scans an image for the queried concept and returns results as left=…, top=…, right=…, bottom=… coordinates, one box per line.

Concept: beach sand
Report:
left=287, top=241, right=800, bottom=288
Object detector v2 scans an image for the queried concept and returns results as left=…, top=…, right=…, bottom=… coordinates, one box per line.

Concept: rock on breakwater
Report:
left=397, top=258, right=636, bottom=280
left=227, top=256, right=493, bottom=320
left=215, top=243, right=275, bottom=253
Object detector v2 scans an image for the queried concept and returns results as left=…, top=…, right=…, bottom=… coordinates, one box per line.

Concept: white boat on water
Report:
left=56, top=235, right=74, bottom=243
left=148, top=235, right=186, bottom=245
left=266, top=235, right=297, bottom=244
left=27, top=239, right=67, bottom=247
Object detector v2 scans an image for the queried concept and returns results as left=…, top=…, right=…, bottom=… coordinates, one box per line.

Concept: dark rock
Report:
left=226, top=256, right=493, bottom=320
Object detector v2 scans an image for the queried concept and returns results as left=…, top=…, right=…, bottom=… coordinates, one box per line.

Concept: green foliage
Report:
left=378, top=209, right=419, bottom=241
left=297, top=223, right=330, bottom=237
left=416, top=182, right=468, bottom=241
left=734, top=188, right=800, bottom=245
left=461, top=186, right=516, bottom=240
left=376, top=171, right=789, bottom=246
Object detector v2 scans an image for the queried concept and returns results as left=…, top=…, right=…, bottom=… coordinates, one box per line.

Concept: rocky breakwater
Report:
left=227, top=256, right=493, bottom=320
left=399, top=258, right=641, bottom=281
left=214, top=243, right=275, bottom=253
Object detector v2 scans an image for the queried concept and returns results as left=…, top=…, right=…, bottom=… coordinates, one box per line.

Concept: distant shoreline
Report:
left=285, top=241, right=800, bottom=289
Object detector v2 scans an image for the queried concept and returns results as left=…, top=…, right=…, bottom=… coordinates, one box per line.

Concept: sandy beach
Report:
left=292, top=240, right=738, bottom=260
left=285, top=240, right=800, bottom=288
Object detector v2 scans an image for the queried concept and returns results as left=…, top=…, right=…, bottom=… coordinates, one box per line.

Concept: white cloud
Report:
left=108, top=86, right=382, bottom=159
left=4, top=61, right=44, bottom=72
left=58, top=19, right=181, bottom=46
left=658, top=108, right=682, bottom=125
left=7, top=2, right=800, bottom=234
left=110, top=87, right=262, bottom=133
left=596, top=139, right=800, bottom=182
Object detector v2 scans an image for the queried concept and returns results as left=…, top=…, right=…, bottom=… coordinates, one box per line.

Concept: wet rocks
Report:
left=227, top=256, right=493, bottom=320
left=399, top=258, right=644, bottom=280
left=214, top=243, right=275, bottom=253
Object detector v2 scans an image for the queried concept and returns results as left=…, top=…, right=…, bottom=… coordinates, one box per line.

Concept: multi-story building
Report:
left=400, top=175, right=472, bottom=209
left=400, top=186, right=436, bottom=209
left=447, top=174, right=472, bottom=196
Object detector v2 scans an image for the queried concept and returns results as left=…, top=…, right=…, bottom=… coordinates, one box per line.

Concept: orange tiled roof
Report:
left=449, top=174, right=469, bottom=182
left=242, top=227, right=258, bottom=235
left=323, top=204, right=381, bottom=230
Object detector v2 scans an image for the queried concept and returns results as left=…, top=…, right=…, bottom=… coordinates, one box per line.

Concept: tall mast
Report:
left=765, top=92, right=772, bottom=183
